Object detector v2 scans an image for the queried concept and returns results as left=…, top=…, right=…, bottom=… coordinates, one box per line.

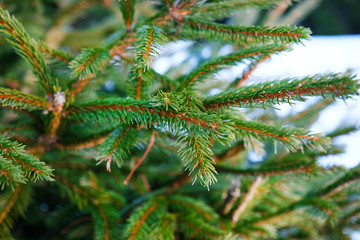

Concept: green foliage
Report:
left=0, top=1, right=359, bottom=240
left=0, top=8, right=54, bottom=94
left=183, top=17, right=311, bottom=44
left=0, top=87, right=47, bottom=111
left=0, top=135, right=53, bottom=190
left=177, top=44, right=289, bottom=91
left=97, top=125, right=137, bottom=170
left=204, top=74, right=358, bottom=110
left=135, top=25, right=167, bottom=71
left=70, top=47, right=111, bottom=79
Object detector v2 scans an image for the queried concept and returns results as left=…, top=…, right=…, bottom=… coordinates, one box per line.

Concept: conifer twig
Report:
left=124, top=131, right=156, bottom=185
left=232, top=176, right=262, bottom=224
left=0, top=8, right=53, bottom=94
left=233, top=55, right=270, bottom=88
left=0, top=184, right=22, bottom=225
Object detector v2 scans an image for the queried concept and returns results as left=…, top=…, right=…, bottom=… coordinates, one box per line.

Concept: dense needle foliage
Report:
left=0, top=1, right=359, bottom=239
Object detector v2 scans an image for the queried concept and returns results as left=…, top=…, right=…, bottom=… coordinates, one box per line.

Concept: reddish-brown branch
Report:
left=0, top=184, right=22, bottom=224
left=183, top=47, right=284, bottom=89
left=233, top=124, right=289, bottom=142
left=93, top=202, right=109, bottom=240
left=187, top=19, right=302, bottom=39
left=167, top=199, right=212, bottom=220
left=194, top=140, right=205, bottom=175
left=217, top=165, right=314, bottom=177
left=143, top=28, right=154, bottom=61
left=55, top=135, right=107, bottom=151
left=68, top=104, right=219, bottom=130
left=3, top=154, right=45, bottom=175
left=124, top=131, right=156, bottom=185
left=232, top=176, right=262, bottom=224
left=205, top=84, right=348, bottom=110
left=106, top=126, right=132, bottom=172
left=55, top=176, right=109, bottom=240
left=0, top=19, right=50, bottom=93
left=0, top=94, right=46, bottom=108
left=234, top=55, right=270, bottom=88
left=136, top=76, right=143, bottom=100
left=37, top=46, right=70, bottom=63
left=60, top=216, right=93, bottom=235
left=125, top=0, right=132, bottom=29
left=129, top=203, right=158, bottom=239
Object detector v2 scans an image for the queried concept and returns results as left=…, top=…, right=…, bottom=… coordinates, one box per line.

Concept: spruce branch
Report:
left=177, top=133, right=217, bottom=188
left=0, top=8, right=54, bottom=94
left=231, top=55, right=270, bottom=89
left=135, top=25, right=167, bottom=71
left=228, top=115, right=330, bottom=152
left=69, top=47, right=111, bottom=79
left=177, top=44, right=287, bottom=91
left=319, top=166, right=360, bottom=199
left=37, top=41, right=74, bottom=64
left=123, top=199, right=162, bottom=240
left=0, top=135, right=53, bottom=189
left=0, top=184, right=31, bottom=232
left=0, top=87, right=47, bottom=111
left=167, top=195, right=219, bottom=221
left=191, top=0, right=286, bottom=20
left=232, top=176, right=263, bottom=224
left=184, top=17, right=311, bottom=44
left=54, top=175, right=112, bottom=240
left=66, top=98, right=229, bottom=134
left=118, top=0, right=136, bottom=30
left=178, top=216, right=224, bottom=239
left=124, top=131, right=156, bottom=185
left=97, top=125, right=134, bottom=171
left=217, top=159, right=317, bottom=176
left=204, top=74, right=359, bottom=110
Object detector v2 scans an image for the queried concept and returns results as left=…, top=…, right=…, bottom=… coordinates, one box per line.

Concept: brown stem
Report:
left=123, top=131, right=156, bottom=185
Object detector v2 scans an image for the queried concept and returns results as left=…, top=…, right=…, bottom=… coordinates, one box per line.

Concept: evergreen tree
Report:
left=0, top=1, right=359, bottom=239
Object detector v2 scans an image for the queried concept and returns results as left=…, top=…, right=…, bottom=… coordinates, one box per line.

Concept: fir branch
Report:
left=178, top=216, right=224, bottom=239
left=123, top=200, right=161, bottom=240
left=177, top=44, right=287, bottom=91
left=0, top=135, right=53, bottom=187
left=66, top=98, right=229, bottom=134
left=69, top=47, right=111, bottom=79
left=0, top=184, right=31, bottom=232
left=232, top=176, right=263, bottom=224
left=0, top=157, right=25, bottom=190
left=177, top=134, right=217, bottom=188
left=167, top=195, right=218, bottom=221
left=54, top=175, right=111, bottom=240
left=228, top=116, right=330, bottom=152
left=0, top=8, right=54, bottom=94
left=56, top=135, right=107, bottom=151
left=319, top=167, right=360, bottom=199
left=97, top=126, right=134, bottom=171
left=191, top=0, right=286, bottom=20
left=0, top=88, right=47, bottom=111
left=124, top=131, right=156, bottom=185
left=135, top=25, right=167, bottom=71
left=216, top=161, right=316, bottom=176
left=204, top=74, right=359, bottom=110
left=184, top=17, right=311, bottom=44
left=118, top=0, right=136, bottom=29
left=231, top=55, right=270, bottom=89
left=37, top=41, right=74, bottom=63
